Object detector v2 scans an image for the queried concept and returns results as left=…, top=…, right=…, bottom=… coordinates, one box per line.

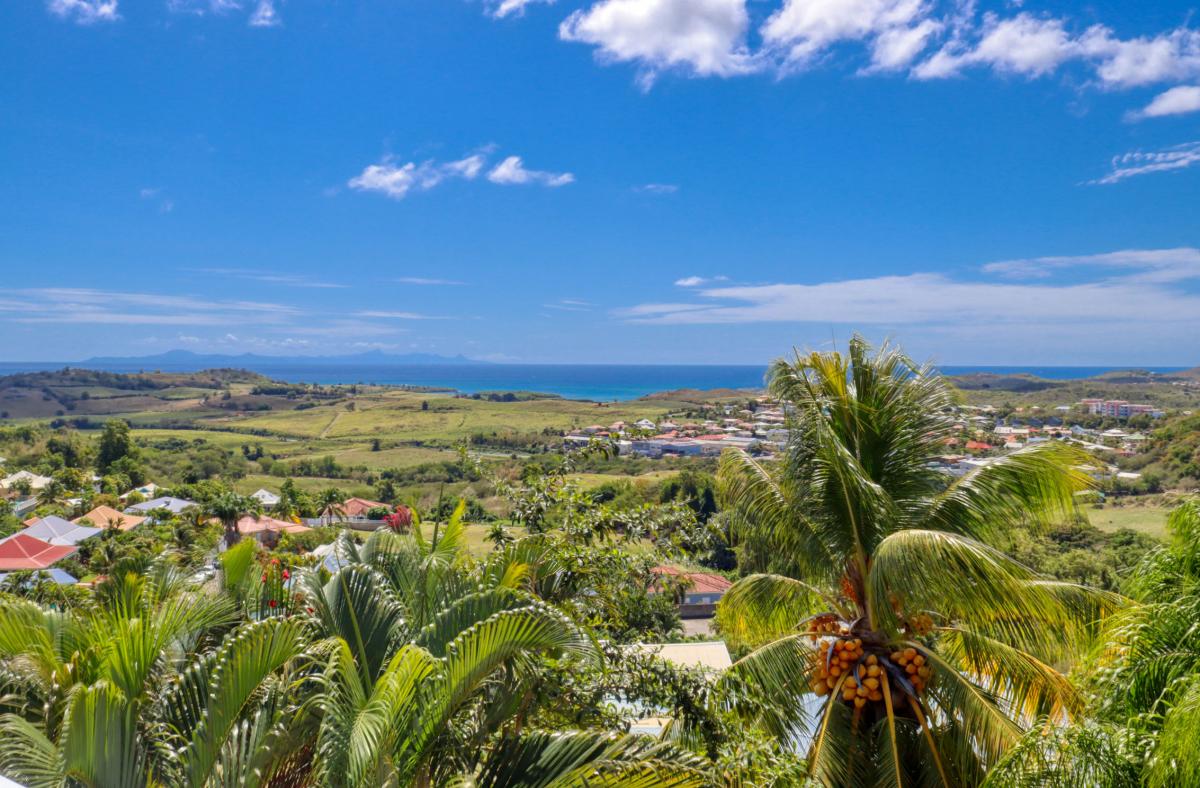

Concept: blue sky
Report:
left=1, top=0, right=1198, bottom=365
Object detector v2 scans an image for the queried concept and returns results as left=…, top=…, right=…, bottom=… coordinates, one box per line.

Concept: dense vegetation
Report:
left=2, top=345, right=1200, bottom=784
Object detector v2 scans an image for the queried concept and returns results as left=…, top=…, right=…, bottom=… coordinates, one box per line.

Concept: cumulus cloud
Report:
left=47, top=0, right=118, bottom=24
left=487, top=156, right=574, bottom=187
left=348, top=154, right=487, bottom=200
left=617, top=250, right=1200, bottom=337
left=913, top=13, right=1075, bottom=79
left=1090, top=142, right=1200, bottom=185
left=763, top=0, right=932, bottom=68
left=559, top=0, right=755, bottom=88
left=1131, top=85, right=1200, bottom=119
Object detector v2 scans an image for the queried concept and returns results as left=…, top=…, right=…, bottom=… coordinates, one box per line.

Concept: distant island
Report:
left=79, top=349, right=485, bottom=368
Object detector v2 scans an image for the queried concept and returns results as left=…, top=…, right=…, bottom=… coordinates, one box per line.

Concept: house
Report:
left=74, top=505, right=145, bottom=532
left=342, top=497, right=390, bottom=520
left=651, top=566, right=733, bottom=617
left=634, top=419, right=656, bottom=431
left=22, top=516, right=102, bottom=546
left=0, top=533, right=77, bottom=571
left=0, top=470, right=53, bottom=491
left=236, top=515, right=311, bottom=546
left=126, top=496, right=197, bottom=516
left=120, top=483, right=160, bottom=500
left=250, top=488, right=281, bottom=507
left=629, top=641, right=733, bottom=674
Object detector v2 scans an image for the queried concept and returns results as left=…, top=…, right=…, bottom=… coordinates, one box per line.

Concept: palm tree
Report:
left=715, top=337, right=1116, bottom=786
left=317, top=487, right=345, bottom=527
left=205, top=491, right=261, bottom=549
left=34, top=479, right=67, bottom=511
left=301, top=509, right=708, bottom=786
left=984, top=498, right=1200, bottom=787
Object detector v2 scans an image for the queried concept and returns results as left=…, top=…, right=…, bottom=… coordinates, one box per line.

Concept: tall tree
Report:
left=95, top=419, right=137, bottom=473
left=716, top=337, right=1116, bottom=786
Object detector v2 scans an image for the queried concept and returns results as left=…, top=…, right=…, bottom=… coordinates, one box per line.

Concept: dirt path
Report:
left=319, top=409, right=343, bottom=439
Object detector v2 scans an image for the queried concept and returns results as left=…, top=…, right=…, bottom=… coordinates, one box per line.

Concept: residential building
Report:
left=74, top=505, right=145, bottom=532
left=126, top=496, right=197, bottom=516
left=250, top=488, right=281, bottom=507
left=0, top=533, right=77, bottom=571
left=23, top=516, right=101, bottom=546
left=0, top=470, right=53, bottom=491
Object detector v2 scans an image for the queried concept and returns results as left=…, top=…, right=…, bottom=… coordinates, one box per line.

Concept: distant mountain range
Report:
left=78, top=349, right=485, bottom=368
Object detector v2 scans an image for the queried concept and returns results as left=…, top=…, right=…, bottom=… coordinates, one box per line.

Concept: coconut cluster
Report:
left=809, top=634, right=933, bottom=710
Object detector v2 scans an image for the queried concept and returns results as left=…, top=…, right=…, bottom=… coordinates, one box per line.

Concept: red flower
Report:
left=261, top=573, right=267, bottom=583
left=268, top=599, right=278, bottom=608
left=306, top=606, right=314, bottom=614
left=282, top=569, right=290, bottom=580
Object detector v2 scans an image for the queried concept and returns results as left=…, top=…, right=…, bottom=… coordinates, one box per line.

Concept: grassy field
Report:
left=1085, top=504, right=1172, bottom=540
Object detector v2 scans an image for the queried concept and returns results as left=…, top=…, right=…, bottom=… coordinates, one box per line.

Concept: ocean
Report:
left=0, top=362, right=1190, bottom=402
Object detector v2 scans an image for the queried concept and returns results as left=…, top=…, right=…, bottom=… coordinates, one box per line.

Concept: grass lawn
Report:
left=570, top=471, right=679, bottom=489
left=1085, top=504, right=1172, bottom=540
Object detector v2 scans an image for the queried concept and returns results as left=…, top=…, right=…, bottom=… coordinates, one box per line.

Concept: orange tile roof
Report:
left=342, top=497, right=389, bottom=517
left=236, top=515, right=311, bottom=536
left=651, top=566, right=733, bottom=595
left=74, top=505, right=145, bottom=532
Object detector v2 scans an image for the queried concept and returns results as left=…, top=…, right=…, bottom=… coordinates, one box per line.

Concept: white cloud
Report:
left=1080, top=27, right=1200, bottom=88
left=396, top=277, right=466, bottom=286
left=675, top=275, right=728, bottom=287
left=348, top=153, right=486, bottom=200
left=47, top=0, right=118, bottom=24
left=617, top=250, right=1200, bottom=334
left=487, top=156, right=574, bottom=187
left=868, top=18, right=943, bottom=71
left=193, top=268, right=348, bottom=288
left=636, top=183, right=679, bottom=194
left=0, top=288, right=300, bottom=327
left=248, top=0, right=280, bottom=27
left=913, top=13, right=1074, bottom=79
left=763, top=0, right=931, bottom=67
left=486, top=0, right=553, bottom=19
left=982, top=248, right=1200, bottom=283
left=1131, top=85, right=1200, bottom=119
left=353, top=311, right=442, bottom=319
left=559, top=0, right=755, bottom=87
left=1091, top=141, right=1200, bottom=185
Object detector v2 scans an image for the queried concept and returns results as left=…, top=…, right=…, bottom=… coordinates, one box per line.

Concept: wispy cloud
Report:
left=485, top=0, right=553, bottom=19
left=1130, top=85, right=1200, bottom=120
left=636, top=183, right=679, bottom=194
left=47, top=0, right=118, bottom=24
left=616, top=250, right=1200, bottom=345
left=1090, top=142, right=1200, bottom=184
left=544, top=299, right=592, bottom=312
left=487, top=156, right=574, bottom=187
left=396, top=277, right=466, bottom=286
left=983, top=248, right=1200, bottom=283
left=192, top=268, right=349, bottom=289
left=0, top=288, right=300, bottom=326
left=348, top=153, right=487, bottom=200
left=353, top=310, right=445, bottom=320
left=675, top=275, right=727, bottom=287
left=248, top=0, right=280, bottom=27
left=138, top=187, right=174, bottom=213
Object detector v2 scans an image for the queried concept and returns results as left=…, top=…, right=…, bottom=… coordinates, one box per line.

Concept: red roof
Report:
left=965, top=441, right=993, bottom=450
left=651, top=566, right=733, bottom=595
left=237, top=515, right=311, bottom=536
left=0, top=533, right=77, bottom=570
left=342, top=497, right=389, bottom=517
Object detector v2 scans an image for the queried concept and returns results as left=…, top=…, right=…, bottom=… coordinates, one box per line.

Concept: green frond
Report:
left=716, top=573, right=828, bottom=650
left=59, top=681, right=146, bottom=788
left=474, top=730, right=708, bottom=787
left=982, top=719, right=1142, bottom=788
left=163, top=616, right=314, bottom=787
left=718, top=634, right=818, bottom=743
left=0, top=713, right=63, bottom=788
left=1146, top=674, right=1200, bottom=787
left=307, top=565, right=407, bottom=687
left=922, top=443, right=1095, bottom=540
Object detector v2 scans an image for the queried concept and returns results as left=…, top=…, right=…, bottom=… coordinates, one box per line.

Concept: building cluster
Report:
left=0, top=471, right=404, bottom=586
left=1078, top=399, right=1164, bottom=420
left=563, top=399, right=787, bottom=458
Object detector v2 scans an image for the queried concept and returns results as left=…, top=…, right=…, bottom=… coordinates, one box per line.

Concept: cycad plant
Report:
left=715, top=337, right=1117, bottom=786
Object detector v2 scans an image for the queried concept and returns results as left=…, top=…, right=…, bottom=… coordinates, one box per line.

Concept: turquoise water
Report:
left=0, top=362, right=1189, bottom=401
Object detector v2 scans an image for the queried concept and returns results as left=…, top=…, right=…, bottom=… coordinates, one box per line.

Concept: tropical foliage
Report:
left=715, top=337, right=1118, bottom=786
